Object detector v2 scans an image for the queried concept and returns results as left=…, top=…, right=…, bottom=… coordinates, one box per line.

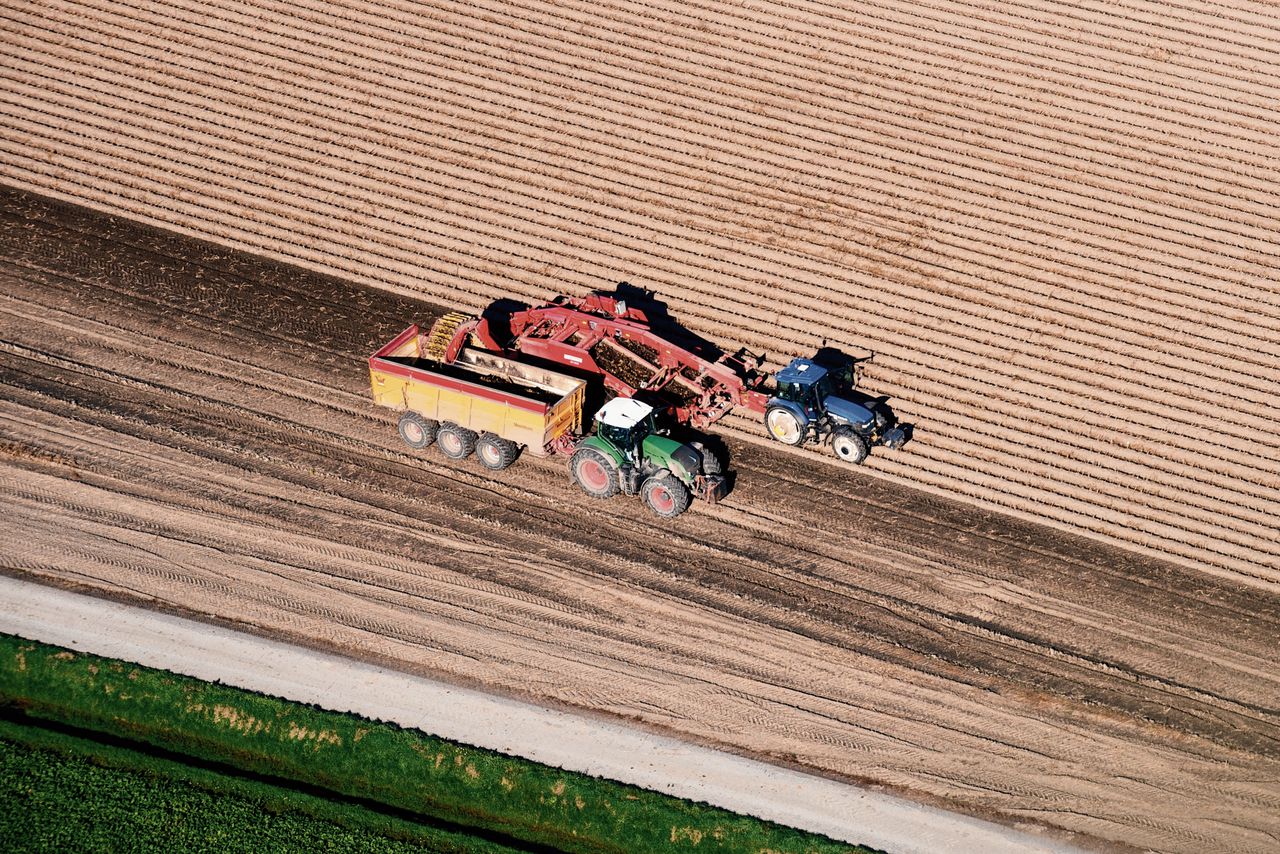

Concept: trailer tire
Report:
left=765, top=406, right=806, bottom=445
left=642, top=473, right=691, bottom=519
left=397, top=413, right=437, bottom=449
left=831, top=427, right=870, bottom=464
left=436, top=423, right=477, bottom=460
left=476, top=434, right=519, bottom=470
left=571, top=448, right=619, bottom=499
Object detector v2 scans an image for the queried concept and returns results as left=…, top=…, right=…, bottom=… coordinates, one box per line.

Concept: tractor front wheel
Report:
left=476, top=434, right=519, bottom=470
left=642, top=473, right=691, bottom=519
left=831, top=427, right=870, bottom=464
left=397, top=412, right=437, bottom=449
left=571, top=448, right=619, bottom=499
left=765, top=406, right=805, bottom=446
left=690, top=441, right=722, bottom=475
left=436, top=423, right=478, bottom=460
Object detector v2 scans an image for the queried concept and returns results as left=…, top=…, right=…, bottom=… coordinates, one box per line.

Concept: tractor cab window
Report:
left=598, top=421, right=630, bottom=451
left=598, top=414, right=653, bottom=461
left=776, top=381, right=801, bottom=402
left=777, top=380, right=817, bottom=407
left=813, top=374, right=833, bottom=404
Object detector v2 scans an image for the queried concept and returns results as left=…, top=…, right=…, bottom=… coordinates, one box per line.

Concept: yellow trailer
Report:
left=369, top=325, right=587, bottom=469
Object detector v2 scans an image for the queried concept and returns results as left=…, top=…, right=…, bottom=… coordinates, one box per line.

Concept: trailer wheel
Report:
left=436, top=423, right=477, bottom=459
left=476, top=434, right=519, bottom=470
left=831, top=427, right=869, bottom=464
left=397, top=413, right=437, bottom=449
left=642, top=473, right=691, bottom=519
left=571, top=448, right=618, bottom=499
left=765, top=406, right=805, bottom=446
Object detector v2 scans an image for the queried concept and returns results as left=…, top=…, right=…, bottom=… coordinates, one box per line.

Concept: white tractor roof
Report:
left=595, top=397, right=655, bottom=428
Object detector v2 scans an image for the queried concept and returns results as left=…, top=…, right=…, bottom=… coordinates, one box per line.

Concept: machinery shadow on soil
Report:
left=478, top=297, right=528, bottom=349
left=611, top=282, right=728, bottom=365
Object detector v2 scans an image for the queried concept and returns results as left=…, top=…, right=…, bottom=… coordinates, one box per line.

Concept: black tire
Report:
left=476, top=434, right=519, bottom=470
left=570, top=448, right=619, bottom=499
left=690, top=441, right=722, bottom=476
left=764, top=405, right=806, bottom=446
left=831, top=427, right=869, bottom=464
left=397, top=412, right=437, bottom=449
left=435, top=423, right=477, bottom=460
left=641, top=473, right=691, bottom=519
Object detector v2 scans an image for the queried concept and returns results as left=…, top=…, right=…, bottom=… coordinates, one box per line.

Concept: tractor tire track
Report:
left=1, top=194, right=1278, bottom=851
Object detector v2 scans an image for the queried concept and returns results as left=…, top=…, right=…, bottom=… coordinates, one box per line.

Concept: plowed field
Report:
left=1, top=0, right=1277, bottom=584
left=3, top=190, right=1280, bottom=852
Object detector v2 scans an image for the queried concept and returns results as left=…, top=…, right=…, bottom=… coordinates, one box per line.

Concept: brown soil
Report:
left=2, top=190, right=1278, bottom=852
left=2, top=0, right=1277, bottom=584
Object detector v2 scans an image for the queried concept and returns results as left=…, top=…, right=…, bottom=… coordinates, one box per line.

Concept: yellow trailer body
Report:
left=369, top=325, right=586, bottom=455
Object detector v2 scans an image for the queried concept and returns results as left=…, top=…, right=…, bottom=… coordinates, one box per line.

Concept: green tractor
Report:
left=569, top=398, right=727, bottom=518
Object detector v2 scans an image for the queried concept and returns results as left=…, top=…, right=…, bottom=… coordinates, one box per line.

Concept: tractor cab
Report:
left=772, top=359, right=831, bottom=415
left=594, top=397, right=657, bottom=463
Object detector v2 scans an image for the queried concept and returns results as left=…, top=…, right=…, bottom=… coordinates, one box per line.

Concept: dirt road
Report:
left=2, top=190, right=1278, bottom=852
left=0, top=574, right=1081, bottom=854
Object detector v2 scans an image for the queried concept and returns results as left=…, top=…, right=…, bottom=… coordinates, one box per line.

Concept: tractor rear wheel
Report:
left=571, top=448, right=619, bottom=499
left=476, top=434, right=519, bottom=470
left=436, top=423, right=477, bottom=460
left=831, top=427, right=869, bottom=464
left=397, top=412, right=437, bottom=449
left=765, top=406, right=805, bottom=445
left=641, top=473, right=691, bottom=519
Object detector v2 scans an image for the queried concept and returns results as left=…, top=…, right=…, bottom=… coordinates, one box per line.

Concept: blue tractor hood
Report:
left=824, top=394, right=876, bottom=429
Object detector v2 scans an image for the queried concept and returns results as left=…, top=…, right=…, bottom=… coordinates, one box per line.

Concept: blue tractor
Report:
left=763, top=358, right=908, bottom=464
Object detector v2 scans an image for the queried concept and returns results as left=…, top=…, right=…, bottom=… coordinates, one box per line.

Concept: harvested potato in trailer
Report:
left=369, top=323, right=586, bottom=468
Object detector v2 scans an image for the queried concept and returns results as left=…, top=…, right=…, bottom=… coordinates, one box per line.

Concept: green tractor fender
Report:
left=575, top=434, right=626, bottom=468
left=641, top=435, right=699, bottom=482
left=577, top=433, right=693, bottom=477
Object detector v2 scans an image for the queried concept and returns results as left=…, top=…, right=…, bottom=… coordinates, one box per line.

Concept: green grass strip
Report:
left=0, top=715, right=512, bottom=853
left=0, top=633, right=868, bottom=853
